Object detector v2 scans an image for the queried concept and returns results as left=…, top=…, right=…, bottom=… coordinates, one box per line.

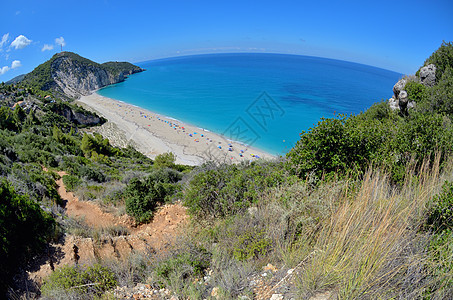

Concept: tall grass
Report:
left=296, top=156, right=452, bottom=299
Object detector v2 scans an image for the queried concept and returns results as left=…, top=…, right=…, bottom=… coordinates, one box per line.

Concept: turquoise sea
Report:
left=98, top=53, right=402, bottom=155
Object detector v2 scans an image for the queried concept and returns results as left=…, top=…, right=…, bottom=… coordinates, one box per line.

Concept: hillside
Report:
left=21, top=52, right=144, bottom=98
left=0, top=43, right=452, bottom=299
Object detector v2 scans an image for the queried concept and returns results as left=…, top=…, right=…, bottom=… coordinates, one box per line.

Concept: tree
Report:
left=154, top=152, right=176, bottom=169
left=0, top=180, right=56, bottom=292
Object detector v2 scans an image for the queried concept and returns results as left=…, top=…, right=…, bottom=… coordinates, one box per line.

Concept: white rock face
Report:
left=393, top=78, right=407, bottom=99
left=419, top=64, right=436, bottom=87
left=51, top=56, right=119, bottom=97
left=389, top=97, right=399, bottom=111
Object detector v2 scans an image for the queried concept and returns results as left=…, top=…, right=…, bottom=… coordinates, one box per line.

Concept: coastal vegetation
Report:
left=0, top=42, right=452, bottom=298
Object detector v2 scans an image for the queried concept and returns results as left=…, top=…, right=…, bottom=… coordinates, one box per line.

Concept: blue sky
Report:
left=0, top=0, right=452, bottom=81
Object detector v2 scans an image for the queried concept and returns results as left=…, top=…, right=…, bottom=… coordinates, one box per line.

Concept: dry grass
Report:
left=63, top=216, right=130, bottom=241
left=295, top=156, right=452, bottom=299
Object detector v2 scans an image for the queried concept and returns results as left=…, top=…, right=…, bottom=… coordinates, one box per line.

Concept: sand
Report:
left=76, top=93, right=275, bottom=166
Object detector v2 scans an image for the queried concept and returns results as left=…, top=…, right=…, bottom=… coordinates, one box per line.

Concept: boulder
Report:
left=393, top=78, right=407, bottom=98
left=398, top=90, right=411, bottom=115
left=419, top=64, right=436, bottom=87
left=389, top=97, right=399, bottom=111
left=398, top=90, right=408, bottom=105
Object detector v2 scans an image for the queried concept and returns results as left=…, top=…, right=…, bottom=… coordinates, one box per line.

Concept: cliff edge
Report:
left=22, top=52, right=144, bottom=98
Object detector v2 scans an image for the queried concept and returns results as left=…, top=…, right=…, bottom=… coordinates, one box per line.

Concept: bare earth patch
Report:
left=29, top=171, right=188, bottom=286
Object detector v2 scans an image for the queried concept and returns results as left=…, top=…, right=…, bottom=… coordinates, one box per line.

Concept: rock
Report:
left=211, top=287, right=220, bottom=298
left=25, top=52, right=144, bottom=98
left=398, top=90, right=408, bottom=105
left=270, top=294, right=284, bottom=300
left=52, top=56, right=116, bottom=97
left=419, top=64, right=436, bottom=87
left=388, top=97, right=399, bottom=111
left=47, top=101, right=102, bottom=126
left=309, top=291, right=333, bottom=300
left=393, top=78, right=407, bottom=99
left=398, top=90, right=410, bottom=115
left=263, top=263, right=278, bottom=273
left=248, top=206, right=258, bottom=216
left=113, top=236, right=133, bottom=259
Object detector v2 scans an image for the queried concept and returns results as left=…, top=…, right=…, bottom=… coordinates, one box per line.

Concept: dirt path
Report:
left=56, top=171, right=122, bottom=228
left=30, top=170, right=189, bottom=285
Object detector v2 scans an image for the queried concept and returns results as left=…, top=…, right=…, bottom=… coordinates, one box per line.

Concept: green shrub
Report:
left=425, top=229, right=453, bottom=298
left=154, top=152, right=176, bottom=169
left=184, top=161, right=289, bottom=220
left=286, top=115, right=390, bottom=179
left=286, top=107, right=453, bottom=184
left=62, top=175, right=82, bottom=191
left=427, top=181, right=453, bottom=233
left=79, top=165, right=106, bottom=182
left=0, top=106, right=18, bottom=131
left=428, top=65, right=453, bottom=115
left=125, top=168, right=182, bottom=223
left=232, top=230, right=271, bottom=261
left=154, top=248, right=210, bottom=288
left=0, top=180, right=56, bottom=291
left=41, top=264, right=117, bottom=297
left=81, top=133, right=112, bottom=158
left=424, top=41, right=453, bottom=82
left=405, top=80, right=427, bottom=103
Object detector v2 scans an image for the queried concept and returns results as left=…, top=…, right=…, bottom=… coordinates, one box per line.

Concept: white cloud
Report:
left=55, top=37, right=66, bottom=47
left=0, top=33, right=9, bottom=48
left=11, top=60, right=21, bottom=69
left=42, top=44, right=54, bottom=51
left=0, top=66, right=10, bottom=75
left=10, top=35, right=32, bottom=50
left=0, top=60, right=23, bottom=76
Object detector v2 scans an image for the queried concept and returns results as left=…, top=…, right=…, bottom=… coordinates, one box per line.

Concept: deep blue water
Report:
left=98, top=53, right=401, bottom=155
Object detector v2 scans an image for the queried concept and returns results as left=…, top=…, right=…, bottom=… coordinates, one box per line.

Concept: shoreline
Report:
left=76, top=93, right=276, bottom=166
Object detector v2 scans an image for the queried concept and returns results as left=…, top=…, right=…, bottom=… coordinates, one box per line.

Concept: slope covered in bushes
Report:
left=1, top=43, right=453, bottom=299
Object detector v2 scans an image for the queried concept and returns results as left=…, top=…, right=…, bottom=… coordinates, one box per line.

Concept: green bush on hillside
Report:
left=428, top=65, right=453, bottom=115
left=427, top=181, right=453, bottom=233
left=232, top=229, right=271, bottom=261
left=125, top=168, right=182, bottom=223
left=153, top=247, right=210, bottom=288
left=424, top=41, right=453, bottom=82
left=81, top=133, right=113, bottom=158
left=405, top=80, right=428, bottom=104
left=62, top=175, right=82, bottom=191
left=78, top=165, right=106, bottom=182
left=154, top=152, right=176, bottom=169
left=286, top=114, right=391, bottom=179
left=184, top=161, right=291, bottom=220
left=41, top=264, right=117, bottom=297
left=0, top=180, right=56, bottom=290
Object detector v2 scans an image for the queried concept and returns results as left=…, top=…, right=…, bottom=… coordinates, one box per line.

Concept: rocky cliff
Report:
left=23, top=52, right=144, bottom=98
left=388, top=63, right=437, bottom=113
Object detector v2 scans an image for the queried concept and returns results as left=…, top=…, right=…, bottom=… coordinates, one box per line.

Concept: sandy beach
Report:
left=76, top=93, right=275, bottom=166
